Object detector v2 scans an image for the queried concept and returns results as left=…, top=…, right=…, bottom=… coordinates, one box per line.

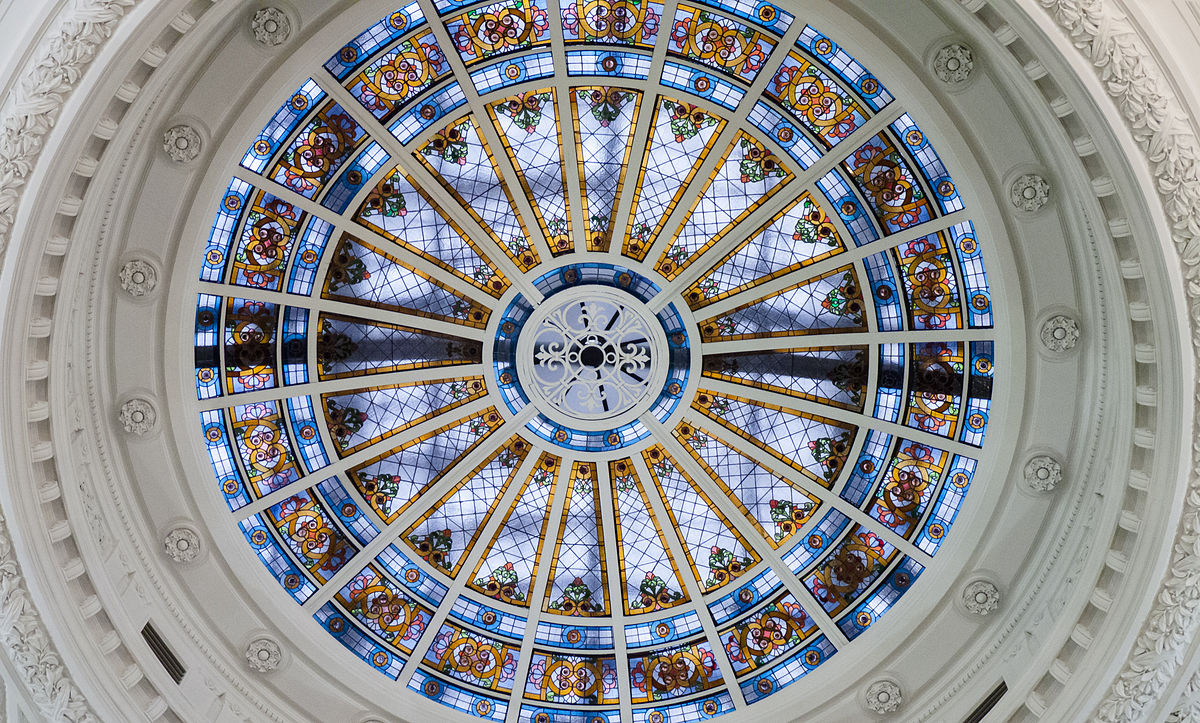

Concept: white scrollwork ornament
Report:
left=865, top=680, right=903, bottom=715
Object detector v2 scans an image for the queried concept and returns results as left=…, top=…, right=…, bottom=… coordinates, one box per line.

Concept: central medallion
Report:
left=493, top=264, right=691, bottom=451
left=523, top=288, right=665, bottom=422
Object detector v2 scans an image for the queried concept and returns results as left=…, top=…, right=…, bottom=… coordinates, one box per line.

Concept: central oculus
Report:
left=492, top=264, right=692, bottom=451
left=521, top=288, right=667, bottom=422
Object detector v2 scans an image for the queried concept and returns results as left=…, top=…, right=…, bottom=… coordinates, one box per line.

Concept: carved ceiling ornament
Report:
left=962, top=580, right=1001, bottom=615
left=864, top=679, right=903, bottom=714
left=1010, top=173, right=1052, bottom=212
left=162, top=527, right=201, bottom=564
left=1041, top=313, right=1081, bottom=352
left=118, top=398, right=156, bottom=436
left=0, top=0, right=1197, bottom=721
left=161, top=124, right=202, bottom=163
left=1023, top=454, right=1063, bottom=492
left=117, top=258, right=158, bottom=297
left=245, top=637, right=282, bottom=673
left=933, top=43, right=975, bottom=83
left=251, top=7, right=292, bottom=47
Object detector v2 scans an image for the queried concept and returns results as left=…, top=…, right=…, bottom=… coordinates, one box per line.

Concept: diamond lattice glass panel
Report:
left=573, top=87, right=642, bottom=251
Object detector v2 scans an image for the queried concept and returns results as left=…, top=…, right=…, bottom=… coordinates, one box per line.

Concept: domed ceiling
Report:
left=185, top=1, right=1000, bottom=719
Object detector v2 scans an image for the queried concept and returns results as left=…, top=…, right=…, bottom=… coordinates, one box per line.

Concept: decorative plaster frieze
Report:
left=0, top=0, right=137, bottom=260
left=1033, top=0, right=1200, bottom=719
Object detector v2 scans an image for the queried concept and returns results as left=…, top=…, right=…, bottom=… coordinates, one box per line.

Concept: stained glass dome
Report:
left=188, top=1, right=997, bottom=719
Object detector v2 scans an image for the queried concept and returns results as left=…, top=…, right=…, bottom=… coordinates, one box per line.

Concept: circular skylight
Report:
left=187, top=1, right=997, bottom=719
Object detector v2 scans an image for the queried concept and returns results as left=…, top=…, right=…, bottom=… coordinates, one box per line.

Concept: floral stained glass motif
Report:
left=562, top=0, right=663, bottom=47
left=266, top=489, right=359, bottom=584
left=488, top=90, right=573, bottom=254
left=444, top=0, right=551, bottom=65
left=344, top=30, right=450, bottom=121
left=623, top=98, right=726, bottom=260
left=892, top=232, right=963, bottom=330
left=468, top=453, right=560, bottom=605
left=230, top=401, right=303, bottom=499
left=267, top=101, right=368, bottom=200
left=674, top=421, right=821, bottom=548
left=697, top=266, right=866, bottom=342
left=905, top=342, right=965, bottom=439
left=322, top=234, right=491, bottom=328
left=684, top=192, right=844, bottom=309
left=321, top=377, right=487, bottom=455
left=316, top=314, right=482, bottom=381
left=842, top=132, right=935, bottom=234
left=524, top=650, right=619, bottom=704
left=228, top=189, right=304, bottom=291
left=544, top=462, right=610, bottom=616
left=415, top=116, right=541, bottom=271
left=223, top=298, right=279, bottom=394
left=867, top=439, right=949, bottom=538
left=694, top=391, right=855, bottom=487
left=572, top=87, right=642, bottom=251
left=629, top=639, right=724, bottom=702
left=424, top=621, right=521, bottom=692
left=701, top=347, right=868, bottom=412
left=403, top=436, right=532, bottom=575
left=334, top=564, right=434, bottom=655
left=656, top=132, right=793, bottom=280
left=643, top=446, right=760, bottom=592
left=766, top=51, right=867, bottom=148
left=668, top=5, right=775, bottom=83
left=354, top=167, right=507, bottom=297
left=720, top=592, right=819, bottom=676
left=350, top=408, right=505, bottom=524
left=804, top=525, right=898, bottom=615
left=609, top=459, right=691, bottom=615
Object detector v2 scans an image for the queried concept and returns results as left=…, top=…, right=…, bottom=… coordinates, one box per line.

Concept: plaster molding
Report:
left=162, top=527, right=200, bottom=565
left=251, top=7, right=292, bottom=47
left=117, top=397, right=156, bottom=436
left=245, top=638, right=282, bottom=673
left=1023, top=454, right=1064, bottom=492
left=161, top=123, right=201, bottom=163
left=864, top=679, right=903, bottom=715
left=1031, top=1, right=1200, bottom=719
left=116, top=258, right=158, bottom=297
left=932, top=43, right=975, bottom=83
left=1040, top=314, right=1081, bottom=352
left=962, top=580, right=1002, bottom=615
left=0, top=0, right=137, bottom=263
left=1009, top=172, right=1052, bottom=212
